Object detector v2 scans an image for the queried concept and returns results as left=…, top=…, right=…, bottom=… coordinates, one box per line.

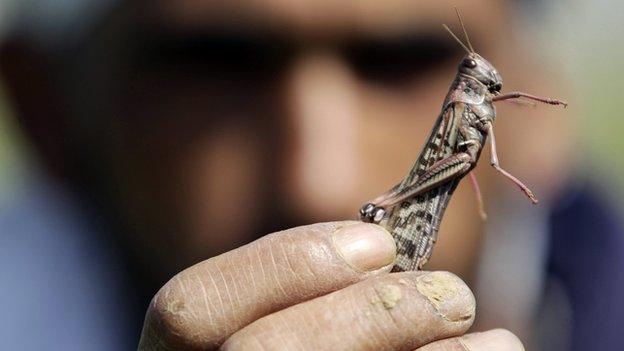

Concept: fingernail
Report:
left=332, top=223, right=396, bottom=271
left=460, top=329, right=525, bottom=351
left=415, top=271, right=475, bottom=322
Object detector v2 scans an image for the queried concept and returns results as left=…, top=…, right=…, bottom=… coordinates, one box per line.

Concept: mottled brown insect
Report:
left=359, top=9, right=567, bottom=272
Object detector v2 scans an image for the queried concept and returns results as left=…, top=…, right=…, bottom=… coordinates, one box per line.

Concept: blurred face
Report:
left=98, top=0, right=572, bottom=277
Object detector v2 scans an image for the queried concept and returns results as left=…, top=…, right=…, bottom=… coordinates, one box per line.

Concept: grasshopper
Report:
left=359, top=8, right=567, bottom=272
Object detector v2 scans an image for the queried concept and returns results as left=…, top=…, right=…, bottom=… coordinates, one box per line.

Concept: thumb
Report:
left=139, top=221, right=396, bottom=350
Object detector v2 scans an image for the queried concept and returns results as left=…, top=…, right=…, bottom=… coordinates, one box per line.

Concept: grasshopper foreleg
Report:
left=492, top=91, right=568, bottom=107
left=486, top=122, right=539, bottom=204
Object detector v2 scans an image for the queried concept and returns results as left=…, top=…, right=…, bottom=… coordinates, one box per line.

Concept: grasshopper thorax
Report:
left=458, top=53, right=503, bottom=96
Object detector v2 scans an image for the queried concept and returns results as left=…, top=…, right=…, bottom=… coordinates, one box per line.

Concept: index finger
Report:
left=139, top=221, right=396, bottom=350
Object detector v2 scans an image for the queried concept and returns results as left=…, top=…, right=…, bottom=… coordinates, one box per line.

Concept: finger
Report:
left=415, top=329, right=524, bottom=351
left=139, top=221, right=396, bottom=350
left=222, top=271, right=475, bottom=351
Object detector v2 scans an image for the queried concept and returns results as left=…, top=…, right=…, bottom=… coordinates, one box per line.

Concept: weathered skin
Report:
left=138, top=222, right=480, bottom=350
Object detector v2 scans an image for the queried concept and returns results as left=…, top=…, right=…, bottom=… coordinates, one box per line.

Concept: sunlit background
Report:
left=1, top=1, right=623, bottom=350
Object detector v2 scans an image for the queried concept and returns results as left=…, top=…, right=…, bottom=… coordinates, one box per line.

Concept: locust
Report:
left=359, top=8, right=567, bottom=272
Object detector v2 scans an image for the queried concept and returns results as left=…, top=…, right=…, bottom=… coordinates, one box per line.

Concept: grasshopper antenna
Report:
left=454, top=7, right=475, bottom=53
left=442, top=24, right=471, bottom=54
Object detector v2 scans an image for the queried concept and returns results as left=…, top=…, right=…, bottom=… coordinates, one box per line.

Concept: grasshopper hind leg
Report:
left=359, top=150, right=478, bottom=224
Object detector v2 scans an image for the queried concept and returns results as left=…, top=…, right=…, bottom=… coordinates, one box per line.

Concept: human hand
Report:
left=138, top=221, right=523, bottom=350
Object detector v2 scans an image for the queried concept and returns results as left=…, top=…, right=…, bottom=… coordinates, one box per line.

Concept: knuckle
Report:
left=147, top=280, right=200, bottom=348
left=143, top=270, right=224, bottom=349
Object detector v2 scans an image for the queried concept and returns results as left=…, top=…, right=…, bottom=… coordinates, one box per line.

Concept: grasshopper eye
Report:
left=462, top=58, right=477, bottom=68
left=489, top=83, right=502, bottom=94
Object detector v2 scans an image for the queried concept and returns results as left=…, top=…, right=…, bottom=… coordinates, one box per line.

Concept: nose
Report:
left=281, top=50, right=361, bottom=218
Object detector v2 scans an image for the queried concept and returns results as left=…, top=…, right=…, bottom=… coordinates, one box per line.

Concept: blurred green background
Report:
left=0, top=81, right=29, bottom=207
left=535, top=1, right=624, bottom=205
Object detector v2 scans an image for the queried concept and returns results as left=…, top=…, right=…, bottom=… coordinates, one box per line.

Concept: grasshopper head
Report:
left=458, top=53, right=503, bottom=95
left=443, top=8, right=503, bottom=96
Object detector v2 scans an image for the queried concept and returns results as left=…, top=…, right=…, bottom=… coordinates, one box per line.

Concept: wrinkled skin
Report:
left=139, top=222, right=524, bottom=350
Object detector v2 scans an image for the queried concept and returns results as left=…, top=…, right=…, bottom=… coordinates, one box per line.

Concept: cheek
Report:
left=355, top=75, right=457, bottom=199
left=120, top=77, right=276, bottom=264
left=176, top=125, right=264, bottom=258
